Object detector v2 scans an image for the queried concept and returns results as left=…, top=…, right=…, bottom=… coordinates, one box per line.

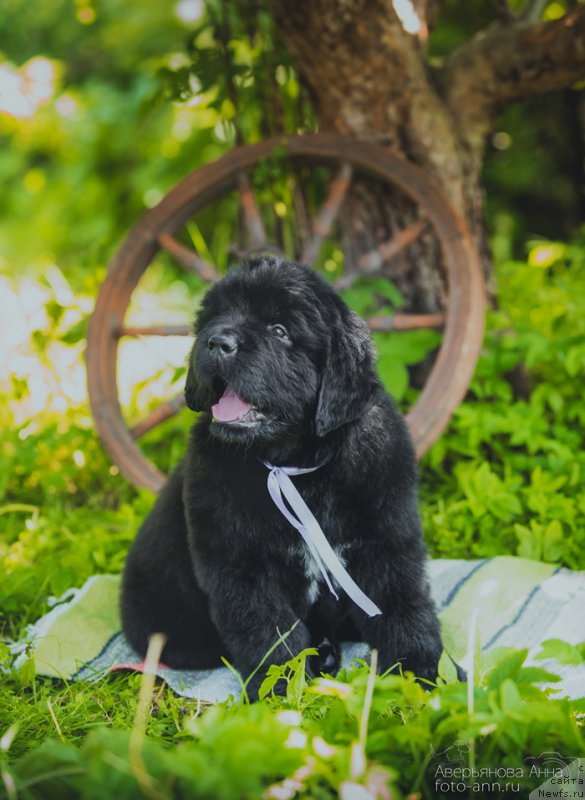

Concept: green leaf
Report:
left=286, top=648, right=318, bottom=707
left=13, top=740, right=83, bottom=798
left=377, top=359, right=409, bottom=400
left=487, top=648, right=528, bottom=690
left=500, top=678, right=521, bottom=712
left=437, top=650, right=459, bottom=684
left=340, top=278, right=404, bottom=317
left=373, top=329, right=442, bottom=365
left=515, top=522, right=542, bottom=560
left=59, top=317, right=89, bottom=345
left=535, top=639, right=585, bottom=665
left=514, top=666, right=561, bottom=685
left=172, top=366, right=187, bottom=384
left=543, top=520, right=566, bottom=562
left=258, top=664, right=286, bottom=699
left=565, top=345, right=585, bottom=377
left=366, top=277, right=404, bottom=308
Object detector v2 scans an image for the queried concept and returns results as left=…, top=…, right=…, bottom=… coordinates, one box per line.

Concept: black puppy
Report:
left=121, top=257, right=447, bottom=692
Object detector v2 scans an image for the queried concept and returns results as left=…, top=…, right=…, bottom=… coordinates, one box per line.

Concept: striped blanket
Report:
left=11, top=556, right=585, bottom=702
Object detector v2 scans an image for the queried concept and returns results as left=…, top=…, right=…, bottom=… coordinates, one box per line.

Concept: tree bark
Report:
left=268, top=0, right=585, bottom=310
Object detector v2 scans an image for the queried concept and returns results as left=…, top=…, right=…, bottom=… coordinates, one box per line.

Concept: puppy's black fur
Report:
left=121, top=257, right=447, bottom=692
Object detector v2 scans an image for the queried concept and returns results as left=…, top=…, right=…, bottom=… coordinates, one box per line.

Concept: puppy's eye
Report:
left=270, top=324, right=289, bottom=340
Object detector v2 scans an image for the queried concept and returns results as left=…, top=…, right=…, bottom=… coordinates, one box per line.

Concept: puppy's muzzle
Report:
left=207, top=331, right=238, bottom=361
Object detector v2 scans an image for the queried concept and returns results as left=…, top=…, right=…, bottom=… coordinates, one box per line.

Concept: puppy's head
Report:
left=185, top=257, right=380, bottom=445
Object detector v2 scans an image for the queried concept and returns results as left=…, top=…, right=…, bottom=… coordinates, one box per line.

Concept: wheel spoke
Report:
left=131, top=393, right=186, bottom=440
left=158, top=232, right=220, bottom=282
left=333, top=269, right=360, bottom=291
left=115, top=324, right=191, bottom=338
left=238, top=173, right=267, bottom=251
left=357, top=218, right=429, bottom=274
left=292, top=169, right=312, bottom=260
left=302, top=162, right=353, bottom=265
left=367, top=313, right=445, bottom=332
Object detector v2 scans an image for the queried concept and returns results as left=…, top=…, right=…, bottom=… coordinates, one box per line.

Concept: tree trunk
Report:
left=269, top=0, right=585, bottom=310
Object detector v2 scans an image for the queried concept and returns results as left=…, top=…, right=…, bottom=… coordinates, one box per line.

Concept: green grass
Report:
left=2, top=646, right=584, bottom=798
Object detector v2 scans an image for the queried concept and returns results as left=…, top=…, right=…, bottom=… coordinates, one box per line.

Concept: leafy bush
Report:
left=421, top=234, right=585, bottom=569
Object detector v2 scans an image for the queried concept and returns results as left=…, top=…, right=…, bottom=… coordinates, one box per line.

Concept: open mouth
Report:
left=211, top=384, right=268, bottom=426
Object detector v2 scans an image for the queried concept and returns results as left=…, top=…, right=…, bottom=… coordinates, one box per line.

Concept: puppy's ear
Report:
left=184, top=348, right=204, bottom=411
left=315, top=310, right=379, bottom=437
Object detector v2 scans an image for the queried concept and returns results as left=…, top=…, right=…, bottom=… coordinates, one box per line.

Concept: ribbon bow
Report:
left=263, top=461, right=382, bottom=618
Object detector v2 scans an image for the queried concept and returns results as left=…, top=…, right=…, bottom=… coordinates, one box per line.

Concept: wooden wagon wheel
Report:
left=87, top=134, right=485, bottom=493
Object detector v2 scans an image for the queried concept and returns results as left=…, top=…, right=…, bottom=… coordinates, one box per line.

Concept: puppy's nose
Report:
left=207, top=332, right=238, bottom=357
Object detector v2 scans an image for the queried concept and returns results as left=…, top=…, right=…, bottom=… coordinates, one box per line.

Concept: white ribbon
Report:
left=263, top=462, right=382, bottom=618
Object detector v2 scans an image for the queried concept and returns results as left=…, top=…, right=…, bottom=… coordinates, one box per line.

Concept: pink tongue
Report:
left=211, top=387, right=253, bottom=422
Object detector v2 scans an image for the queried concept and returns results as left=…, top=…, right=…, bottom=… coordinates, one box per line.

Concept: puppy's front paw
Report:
left=309, top=637, right=340, bottom=677
left=377, top=650, right=442, bottom=688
